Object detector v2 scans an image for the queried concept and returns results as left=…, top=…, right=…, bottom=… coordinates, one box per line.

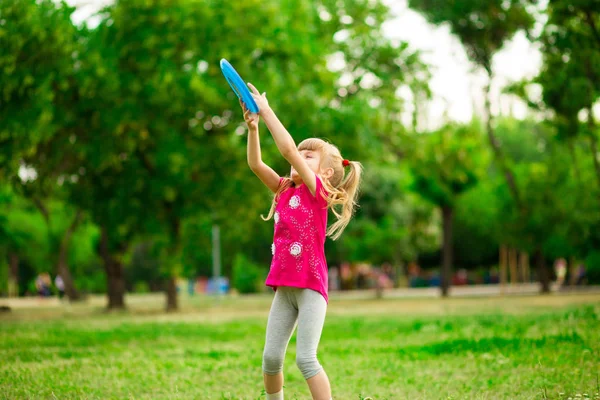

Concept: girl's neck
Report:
left=291, top=173, right=323, bottom=187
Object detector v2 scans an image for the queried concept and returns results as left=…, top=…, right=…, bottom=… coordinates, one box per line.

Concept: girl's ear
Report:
left=322, top=167, right=334, bottom=180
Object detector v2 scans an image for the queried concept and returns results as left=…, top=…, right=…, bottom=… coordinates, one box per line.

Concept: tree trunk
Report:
left=99, top=226, right=126, bottom=310
left=8, top=253, right=19, bottom=297
left=440, top=205, right=453, bottom=297
left=484, top=75, right=522, bottom=209
left=569, top=256, right=578, bottom=286
left=509, top=248, right=518, bottom=284
left=106, top=259, right=126, bottom=310
left=534, top=249, right=551, bottom=294
left=57, top=210, right=83, bottom=301
left=519, top=252, right=530, bottom=283
left=499, top=245, right=507, bottom=292
left=166, top=277, right=178, bottom=312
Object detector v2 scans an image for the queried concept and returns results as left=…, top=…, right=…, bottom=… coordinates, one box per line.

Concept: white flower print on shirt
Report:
left=289, top=195, right=300, bottom=209
left=290, top=242, right=302, bottom=257
left=274, top=211, right=280, bottom=224
left=271, top=243, right=275, bottom=255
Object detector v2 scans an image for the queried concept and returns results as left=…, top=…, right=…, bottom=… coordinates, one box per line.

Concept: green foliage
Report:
left=74, top=262, right=106, bottom=294
left=410, top=121, right=488, bottom=208
left=584, top=251, right=600, bottom=284
left=539, top=0, right=600, bottom=118
left=69, top=223, right=100, bottom=277
left=336, top=164, right=440, bottom=264
left=454, top=180, right=502, bottom=266
left=231, top=254, right=265, bottom=294
left=490, top=118, right=600, bottom=259
left=0, top=184, right=101, bottom=294
left=126, top=242, right=162, bottom=292
left=0, top=0, right=79, bottom=179
left=0, top=193, right=49, bottom=273
left=133, top=282, right=150, bottom=294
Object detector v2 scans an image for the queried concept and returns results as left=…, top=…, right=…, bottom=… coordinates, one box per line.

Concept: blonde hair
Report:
left=262, top=138, right=363, bottom=240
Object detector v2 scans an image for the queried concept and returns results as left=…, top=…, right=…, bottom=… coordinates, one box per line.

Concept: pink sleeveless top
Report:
left=266, top=175, right=330, bottom=302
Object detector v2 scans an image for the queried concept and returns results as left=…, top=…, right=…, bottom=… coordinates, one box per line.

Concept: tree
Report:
left=408, top=0, right=536, bottom=209
left=0, top=187, right=32, bottom=297
left=336, top=164, right=440, bottom=267
left=505, top=0, right=600, bottom=286
left=0, top=0, right=79, bottom=181
left=408, top=122, right=487, bottom=296
left=0, top=0, right=93, bottom=302
left=538, top=0, right=600, bottom=188
left=406, top=0, right=581, bottom=293
left=1, top=0, right=440, bottom=306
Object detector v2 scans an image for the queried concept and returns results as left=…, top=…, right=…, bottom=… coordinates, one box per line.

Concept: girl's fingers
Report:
left=247, top=82, right=260, bottom=95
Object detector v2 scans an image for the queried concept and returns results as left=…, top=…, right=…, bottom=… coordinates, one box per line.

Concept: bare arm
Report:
left=243, top=103, right=280, bottom=193
left=248, top=84, right=317, bottom=195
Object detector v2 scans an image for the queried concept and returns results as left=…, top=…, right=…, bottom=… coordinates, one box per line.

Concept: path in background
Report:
left=1, top=285, right=599, bottom=323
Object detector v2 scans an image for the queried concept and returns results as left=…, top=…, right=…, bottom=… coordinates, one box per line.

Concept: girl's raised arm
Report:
left=243, top=101, right=281, bottom=193
left=248, top=84, right=317, bottom=196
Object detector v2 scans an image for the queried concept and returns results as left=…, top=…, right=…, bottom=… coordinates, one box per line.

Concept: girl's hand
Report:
left=240, top=99, right=259, bottom=132
left=247, top=82, right=270, bottom=114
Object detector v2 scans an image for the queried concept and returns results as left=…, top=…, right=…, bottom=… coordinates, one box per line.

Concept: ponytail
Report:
left=323, top=160, right=363, bottom=240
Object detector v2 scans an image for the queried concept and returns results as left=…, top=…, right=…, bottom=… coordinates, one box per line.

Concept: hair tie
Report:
left=342, top=159, right=350, bottom=167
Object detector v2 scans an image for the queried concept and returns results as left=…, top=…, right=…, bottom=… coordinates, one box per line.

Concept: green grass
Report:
left=1, top=293, right=600, bottom=399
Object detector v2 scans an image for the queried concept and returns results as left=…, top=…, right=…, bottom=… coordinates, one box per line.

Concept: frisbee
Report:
left=220, top=59, right=259, bottom=113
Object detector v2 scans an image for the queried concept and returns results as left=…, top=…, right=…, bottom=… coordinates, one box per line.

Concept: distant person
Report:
left=554, top=258, right=567, bottom=288
left=36, top=273, right=51, bottom=297
left=381, top=262, right=396, bottom=285
left=241, top=83, right=363, bottom=400
left=339, top=262, right=352, bottom=290
left=488, top=267, right=499, bottom=284
left=453, top=269, right=468, bottom=286
left=376, top=268, right=393, bottom=290
left=408, top=261, right=422, bottom=287
left=55, top=275, right=65, bottom=300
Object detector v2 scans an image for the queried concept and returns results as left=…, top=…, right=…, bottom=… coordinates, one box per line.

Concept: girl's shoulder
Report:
left=275, top=178, right=294, bottom=202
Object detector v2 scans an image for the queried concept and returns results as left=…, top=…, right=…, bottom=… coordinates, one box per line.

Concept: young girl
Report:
left=241, top=83, right=362, bottom=400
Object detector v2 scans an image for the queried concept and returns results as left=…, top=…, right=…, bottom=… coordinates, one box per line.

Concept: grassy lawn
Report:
left=1, top=292, right=599, bottom=399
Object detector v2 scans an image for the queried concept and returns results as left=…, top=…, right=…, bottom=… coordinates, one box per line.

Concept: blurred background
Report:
left=1, top=0, right=599, bottom=311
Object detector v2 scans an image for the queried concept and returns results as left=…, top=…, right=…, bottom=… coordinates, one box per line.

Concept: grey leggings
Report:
left=262, top=287, right=327, bottom=380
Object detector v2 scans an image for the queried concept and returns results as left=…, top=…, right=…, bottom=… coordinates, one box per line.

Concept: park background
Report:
left=1, top=0, right=600, bottom=398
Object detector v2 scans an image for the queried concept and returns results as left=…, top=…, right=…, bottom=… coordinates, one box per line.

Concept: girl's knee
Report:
left=262, top=350, right=285, bottom=375
left=295, top=355, right=322, bottom=380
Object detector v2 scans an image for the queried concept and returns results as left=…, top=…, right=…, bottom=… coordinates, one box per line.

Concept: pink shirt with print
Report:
left=266, top=175, right=330, bottom=303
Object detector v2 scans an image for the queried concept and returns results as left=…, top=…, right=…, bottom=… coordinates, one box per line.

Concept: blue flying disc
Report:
left=220, top=59, right=259, bottom=113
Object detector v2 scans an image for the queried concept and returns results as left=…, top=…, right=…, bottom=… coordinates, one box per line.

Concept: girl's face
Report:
left=291, top=149, right=323, bottom=184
